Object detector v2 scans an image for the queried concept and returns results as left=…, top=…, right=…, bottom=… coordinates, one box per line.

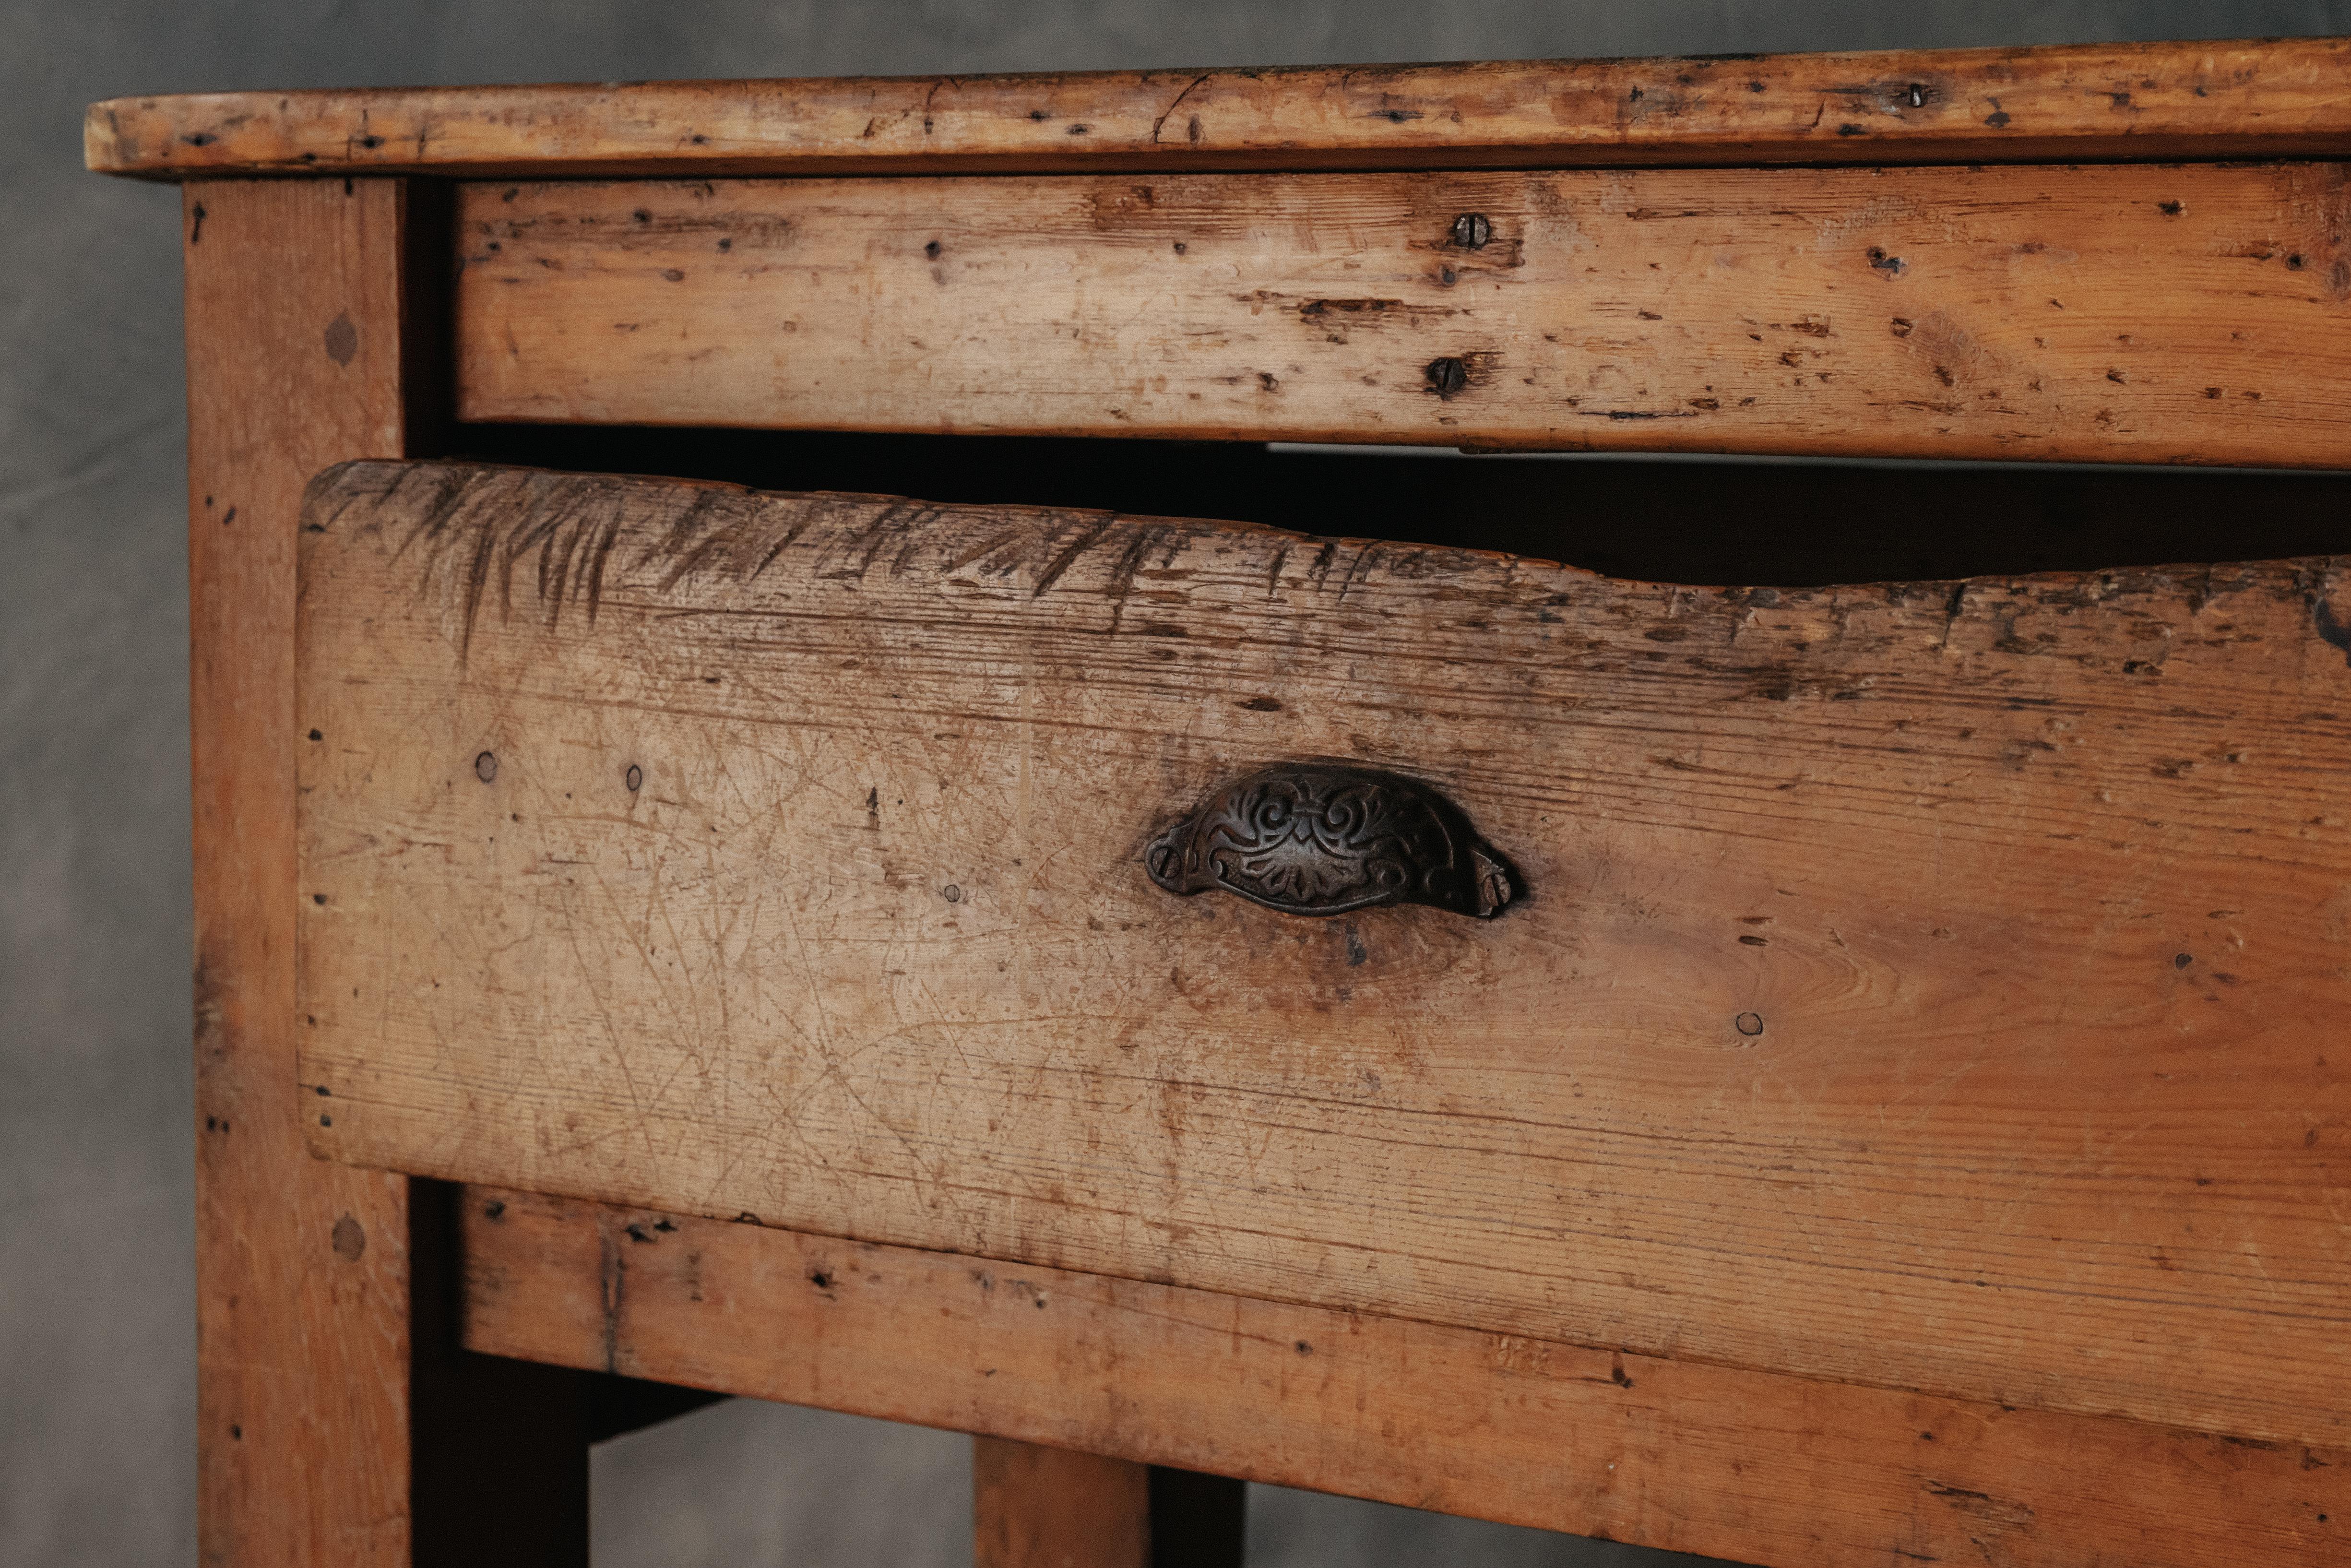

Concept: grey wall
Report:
left=8, top=2, right=2350, bottom=1563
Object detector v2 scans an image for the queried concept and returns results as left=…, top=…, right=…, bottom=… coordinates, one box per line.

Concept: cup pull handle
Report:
left=1144, top=763, right=1516, bottom=920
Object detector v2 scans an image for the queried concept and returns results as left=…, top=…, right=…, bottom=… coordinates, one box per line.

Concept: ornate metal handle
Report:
left=1144, top=763, right=1516, bottom=919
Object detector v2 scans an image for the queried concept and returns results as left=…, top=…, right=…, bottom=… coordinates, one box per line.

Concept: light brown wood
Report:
left=298, top=460, right=2351, bottom=1451
left=974, top=1438, right=1151, bottom=1568
left=186, top=179, right=590, bottom=1568
left=455, top=165, right=2351, bottom=466
left=463, top=1186, right=2350, bottom=1568
left=84, top=37, right=2351, bottom=181
left=185, top=178, right=416, bottom=1568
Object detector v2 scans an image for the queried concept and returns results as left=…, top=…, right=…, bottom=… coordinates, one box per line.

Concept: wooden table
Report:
left=89, top=37, right=2351, bottom=1567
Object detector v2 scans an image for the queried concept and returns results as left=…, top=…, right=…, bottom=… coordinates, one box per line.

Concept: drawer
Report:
left=457, top=165, right=2351, bottom=466
left=296, top=457, right=2351, bottom=1449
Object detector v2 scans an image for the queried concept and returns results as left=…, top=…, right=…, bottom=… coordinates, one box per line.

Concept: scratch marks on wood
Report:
left=300, top=459, right=2351, bottom=1454
left=467, top=1186, right=2351, bottom=1568
left=92, top=39, right=2351, bottom=189
left=1030, top=515, right=1117, bottom=599
left=456, top=165, right=2351, bottom=465
left=2311, top=591, right=2351, bottom=667
left=1148, top=72, right=1213, bottom=146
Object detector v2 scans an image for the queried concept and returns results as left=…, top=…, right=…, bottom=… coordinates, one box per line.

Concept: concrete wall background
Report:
left=8, top=2, right=2349, bottom=1562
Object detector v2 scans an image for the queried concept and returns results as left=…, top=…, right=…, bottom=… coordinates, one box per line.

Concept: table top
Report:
left=85, top=36, right=2351, bottom=181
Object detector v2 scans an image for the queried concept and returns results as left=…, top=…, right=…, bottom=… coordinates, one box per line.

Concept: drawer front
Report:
left=457, top=165, right=2351, bottom=466
left=297, top=459, right=2351, bottom=1447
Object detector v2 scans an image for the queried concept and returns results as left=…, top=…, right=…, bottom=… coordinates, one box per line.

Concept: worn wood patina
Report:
left=452, top=166, right=2351, bottom=466
left=86, top=37, right=2351, bottom=179
left=465, top=1185, right=2349, bottom=1568
left=99, top=35, right=2351, bottom=1566
left=297, top=459, right=2351, bottom=1453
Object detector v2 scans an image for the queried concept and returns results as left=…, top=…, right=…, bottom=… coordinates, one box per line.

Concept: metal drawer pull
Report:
left=1145, top=763, right=1516, bottom=919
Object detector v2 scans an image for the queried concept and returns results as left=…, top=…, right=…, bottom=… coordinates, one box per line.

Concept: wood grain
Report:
left=297, top=460, right=2351, bottom=1449
left=454, top=166, right=2351, bottom=466
left=972, top=1441, right=1244, bottom=1568
left=85, top=37, right=2351, bottom=180
left=187, top=182, right=589, bottom=1568
left=186, top=178, right=416, bottom=1568
left=974, top=1438, right=1151, bottom=1568
left=463, top=1187, right=2350, bottom=1568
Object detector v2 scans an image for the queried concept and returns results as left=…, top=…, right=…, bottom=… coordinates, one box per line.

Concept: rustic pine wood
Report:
left=187, top=182, right=586, bottom=1568
left=84, top=36, right=2351, bottom=181
left=186, top=177, right=418, bottom=1568
left=973, top=1440, right=1244, bottom=1568
left=463, top=1187, right=2348, bottom=1568
left=974, top=1439, right=1152, bottom=1568
left=115, top=38, right=2351, bottom=1564
left=298, top=460, right=2351, bottom=1450
left=454, top=165, right=2351, bottom=466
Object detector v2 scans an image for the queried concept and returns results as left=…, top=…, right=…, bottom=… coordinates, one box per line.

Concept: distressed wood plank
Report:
left=186, top=177, right=419, bottom=1568
left=454, top=166, right=2351, bottom=466
left=463, top=1187, right=2349, bottom=1568
left=188, top=181, right=588, bottom=1568
left=297, top=461, right=2351, bottom=1448
left=85, top=37, right=2351, bottom=180
left=298, top=461, right=2351, bottom=1447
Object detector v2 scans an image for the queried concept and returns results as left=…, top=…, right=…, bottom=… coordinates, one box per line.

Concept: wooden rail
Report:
left=451, top=166, right=2351, bottom=466
left=462, top=1186, right=2349, bottom=1568
left=87, top=38, right=2351, bottom=180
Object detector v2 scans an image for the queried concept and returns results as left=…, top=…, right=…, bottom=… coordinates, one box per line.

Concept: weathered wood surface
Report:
left=463, top=1187, right=2350, bottom=1568
left=299, top=460, right=2351, bottom=1448
left=85, top=37, right=2351, bottom=180
left=186, top=178, right=419, bottom=1568
left=188, top=181, right=590, bottom=1568
left=456, top=166, right=2351, bottom=466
